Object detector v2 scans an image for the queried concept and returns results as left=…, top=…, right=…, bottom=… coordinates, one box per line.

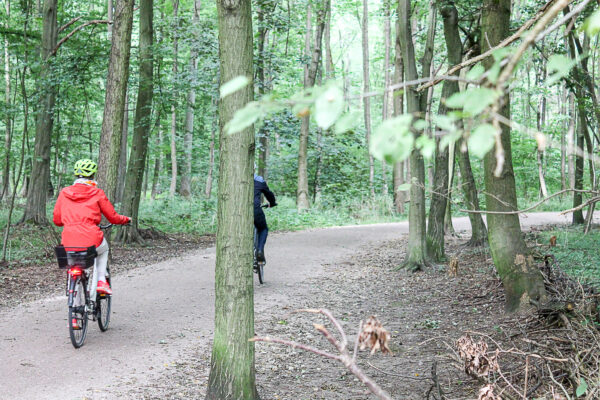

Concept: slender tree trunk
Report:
left=568, top=92, right=575, bottom=190
left=535, top=60, right=548, bottom=199
left=1, top=0, right=11, bottom=201
left=180, top=0, right=201, bottom=198
left=426, top=0, right=459, bottom=262
left=481, top=0, right=546, bottom=311
left=116, top=0, right=154, bottom=243
left=297, top=1, right=326, bottom=211
left=115, top=91, right=129, bottom=204
left=324, top=0, right=333, bottom=79
left=204, top=104, right=216, bottom=199
left=169, top=0, right=179, bottom=198
left=151, top=127, right=163, bottom=199
left=392, top=16, right=405, bottom=214
left=205, top=0, right=258, bottom=398
left=21, top=0, right=58, bottom=224
left=573, top=108, right=585, bottom=224
left=560, top=83, right=567, bottom=192
left=97, top=0, right=135, bottom=202
left=361, top=0, right=374, bottom=198
left=380, top=0, right=391, bottom=197
left=397, top=0, right=430, bottom=271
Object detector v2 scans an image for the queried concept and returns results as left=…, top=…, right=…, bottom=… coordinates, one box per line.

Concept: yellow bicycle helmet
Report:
left=73, top=159, right=98, bottom=177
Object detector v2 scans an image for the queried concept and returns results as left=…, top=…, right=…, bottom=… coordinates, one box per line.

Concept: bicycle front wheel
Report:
left=68, top=278, right=88, bottom=348
left=97, top=266, right=112, bottom=331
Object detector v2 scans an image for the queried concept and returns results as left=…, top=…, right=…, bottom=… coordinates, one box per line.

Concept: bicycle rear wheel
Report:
left=68, top=278, right=88, bottom=348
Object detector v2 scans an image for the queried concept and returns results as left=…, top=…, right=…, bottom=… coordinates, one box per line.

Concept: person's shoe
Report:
left=97, top=280, right=113, bottom=295
left=71, top=318, right=81, bottom=330
left=257, top=250, right=265, bottom=262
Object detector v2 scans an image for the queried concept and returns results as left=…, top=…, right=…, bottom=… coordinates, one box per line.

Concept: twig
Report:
left=416, top=0, right=556, bottom=93
left=58, top=16, right=83, bottom=33
left=366, top=361, right=429, bottom=381
left=547, top=364, right=572, bottom=400
left=250, top=336, right=341, bottom=361
left=50, top=20, right=110, bottom=56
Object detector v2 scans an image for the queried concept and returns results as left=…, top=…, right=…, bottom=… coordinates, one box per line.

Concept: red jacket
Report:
left=53, top=183, right=130, bottom=248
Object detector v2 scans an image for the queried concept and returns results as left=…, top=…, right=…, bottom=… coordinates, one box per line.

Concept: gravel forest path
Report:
left=0, top=212, right=575, bottom=400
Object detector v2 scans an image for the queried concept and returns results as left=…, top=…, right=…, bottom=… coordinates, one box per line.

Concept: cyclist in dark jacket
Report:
left=254, top=174, right=276, bottom=262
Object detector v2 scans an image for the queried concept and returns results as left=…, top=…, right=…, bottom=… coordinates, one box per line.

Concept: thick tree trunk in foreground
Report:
left=481, top=0, right=545, bottom=312
left=427, top=0, right=459, bottom=263
left=21, top=0, right=57, bottom=224
left=361, top=0, right=374, bottom=198
left=117, top=0, right=154, bottom=244
left=397, top=0, right=431, bottom=271
left=205, top=0, right=259, bottom=398
left=297, top=2, right=326, bottom=211
left=97, top=0, right=134, bottom=202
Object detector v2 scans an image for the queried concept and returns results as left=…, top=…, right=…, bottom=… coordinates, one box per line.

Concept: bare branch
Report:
left=51, top=20, right=110, bottom=56
left=250, top=336, right=342, bottom=361
left=58, top=16, right=83, bottom=33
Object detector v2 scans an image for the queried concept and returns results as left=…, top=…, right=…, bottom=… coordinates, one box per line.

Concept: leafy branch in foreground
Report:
left=251, top=309, right=393, bottom=400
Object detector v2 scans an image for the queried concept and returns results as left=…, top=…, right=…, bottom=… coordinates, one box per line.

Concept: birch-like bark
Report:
left=361, top=0, right=374, bottom=198
left=169, top=0, right=180, bottom=198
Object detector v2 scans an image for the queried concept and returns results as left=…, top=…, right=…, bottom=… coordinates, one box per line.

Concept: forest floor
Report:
left=0, top=213, right=594, bottom=400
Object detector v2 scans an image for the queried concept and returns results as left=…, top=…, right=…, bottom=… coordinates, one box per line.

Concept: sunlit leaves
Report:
left=445, top=88, right=499, bottom=116
left=334, top=111, right=361, bottom=134
left=576, top=377, right=588, bottom=397
left=314, top=85, right=345, bottom=130
left=415, top=136, right=435, bottom=159
left=225, top=101, right=262, bottom=134
left=466, top=64, right=485, bottom=81
left=220, top=76, right=250, bottom=99
left=584, top=9, right=600, bottom=36
left=467, top=123, right=496, bottom=158
left=546, top=54, right=576, bottom=86
left=370, top=115, right=414, bottom=164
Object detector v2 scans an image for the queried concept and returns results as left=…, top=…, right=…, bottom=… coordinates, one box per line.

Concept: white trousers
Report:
left=95, top=238, right=109, bottom=282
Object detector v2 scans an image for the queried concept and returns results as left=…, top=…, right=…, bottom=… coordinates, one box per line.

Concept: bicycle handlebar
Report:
left=99, top=223, right=112, bottom=230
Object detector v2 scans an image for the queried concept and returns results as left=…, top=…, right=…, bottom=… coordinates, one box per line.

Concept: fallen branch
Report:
left=252, top=309, right=394, bottom=400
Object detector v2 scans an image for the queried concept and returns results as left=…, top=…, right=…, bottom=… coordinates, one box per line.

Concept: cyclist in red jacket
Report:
left=53, top=159, right=131, bottom=295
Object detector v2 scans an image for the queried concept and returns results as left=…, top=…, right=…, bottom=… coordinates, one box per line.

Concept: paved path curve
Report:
left=0, top=212, right=583, bottom=399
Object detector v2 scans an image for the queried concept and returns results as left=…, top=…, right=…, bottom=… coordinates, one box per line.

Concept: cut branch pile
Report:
left=453, top=255, right=600, bottom=400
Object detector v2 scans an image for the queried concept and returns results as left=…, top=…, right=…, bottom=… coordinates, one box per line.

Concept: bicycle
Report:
left=54, top=224, right=113, bottom=348
left=254, top=203, right=272, bottom=285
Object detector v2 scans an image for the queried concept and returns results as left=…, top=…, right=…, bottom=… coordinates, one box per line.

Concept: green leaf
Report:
left=576, top=378, right=588, bottom=397
left=413, top=119, right=428, bottom=131
left=225, top=101, right=261, bottom=134
left=315, top=85, right=345, bottom=130
left=440, top=130, right=463, bottom=151
left=370, top=115, right=414, bottom=164
left=468, top=123, right=496, bottom=158
left=334, top=111, right=361, bottom=134
left=585, top=9, right=600, bottom=36
left=433, top=114, right=457, bottom=133
left=445, top=91, right=469, bottom=109
left=466, top=64, right=485, bottom=81
left=415, top=136, right=436, bottom=159
left=220, top=76, right=250, bottom=99
left=546, top=54, right=577, bottom=86
left=396, top=183, right=411, bottom=192
left=463, top=88, right=499, bottom=116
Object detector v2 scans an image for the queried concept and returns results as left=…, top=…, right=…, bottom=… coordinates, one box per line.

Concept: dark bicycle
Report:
left=253, top=204, right=271, bottom=284
left=54, top=224, right=113, bottom=348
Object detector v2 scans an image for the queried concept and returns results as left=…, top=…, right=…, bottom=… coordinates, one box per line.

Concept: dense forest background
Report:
left=0, top=0, right=598, bottom=260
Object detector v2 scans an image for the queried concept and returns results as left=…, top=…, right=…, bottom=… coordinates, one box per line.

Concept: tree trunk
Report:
left=169, top=0, right=179, bottom=198
left=205, top=0, right=258, bottom=399
left=151, top=127, right=163, bottom=199
left=392, top=16, right=405, bottom=214
left=324, top=0, right=333, bottom=79
left=1, top=0, right=11, bottom=201
left=573, top=108, right=585, bottom=224
left=97, top=0, right=134, bottom=202
left=361, top=0, right=374, bottom=198
left=397, top=0, right=430, bottom=271
left=21, top=0, right=58, bottom=224
left=560, top=83, right=567, bottom=192
left=297, top=1, right=326, bottom=211
left=380, top=0, right=392, bottom=197
left=426, top=0, right=459, bottom=263
left=204, top=105, right=216, bottom=199
left=116, top=0, right=154, bottom=244
left=567, top=92, right=575, bottom=190
left=481, top=0, right=546, bottom=312
left=180, top=0, right=201, bottom=198
left=115, top=90, right=129, bottom=204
